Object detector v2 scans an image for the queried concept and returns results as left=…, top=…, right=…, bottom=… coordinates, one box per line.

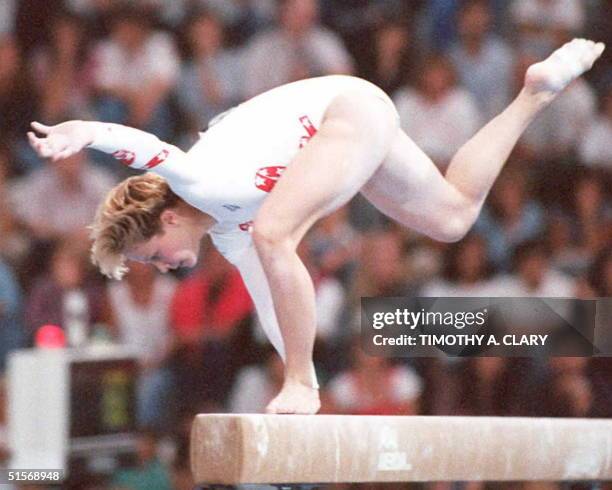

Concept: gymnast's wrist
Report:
left=86, top=121, right=113, bottom=151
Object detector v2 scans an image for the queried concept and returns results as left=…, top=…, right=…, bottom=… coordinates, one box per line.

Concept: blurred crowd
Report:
left=0, top=0, right=611, bottom=488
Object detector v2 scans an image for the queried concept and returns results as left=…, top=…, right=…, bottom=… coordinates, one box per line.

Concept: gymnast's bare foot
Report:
left=266, top=380, right=321, bottom=414
left=525, top=38, right=605, bottom=102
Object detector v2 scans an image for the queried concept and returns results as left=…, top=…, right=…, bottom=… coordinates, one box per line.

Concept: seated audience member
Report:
left=9, top=151, right=115, bottom=241
left=544, top=358, right=593, bottom=418
left=110, top=429, right=172, bottom=490
left=327, top=338, right=422, bottom=415
left=486, top=240, right=576, bottom=297
left=393, top=54, right=482, bottom=168
left=475, top=166, right=545, bottom=271
left=227, top=350, right=284, bottom=413
left=360, top=17, right=416, bottom=96
left=107, top=262, right=177, bottom=430
left=90, top=5, right=180, bottom=140
left=579, top=86, right=612, bottom=170
left=0, top=258, right=23, bottom=371
left=31, top=10, right=92, bottom=123
left=243, top=0, right=353, bottom=98
left=176, top=9, right=244, bottom=137
left=421, top=232, right=493, bottom=297
left=510, top=0, right=585, bottom=57
left=0, top=149, right=31, bottom=266
left=24, top=237, right=111, bottom=345
left=448, top=0, right=515, bottom=120
left=169, top=245, right=253, bottom=416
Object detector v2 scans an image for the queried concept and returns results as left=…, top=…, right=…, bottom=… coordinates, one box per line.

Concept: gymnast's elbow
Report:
left=429, top=216, right=472, bottom=243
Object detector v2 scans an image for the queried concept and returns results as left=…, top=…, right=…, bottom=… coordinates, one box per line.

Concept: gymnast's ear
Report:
left=160, top=209, right=181, bottom=227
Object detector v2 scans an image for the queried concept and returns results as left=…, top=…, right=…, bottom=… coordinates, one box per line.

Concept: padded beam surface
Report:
left=191, top=414, right=612, bottom=484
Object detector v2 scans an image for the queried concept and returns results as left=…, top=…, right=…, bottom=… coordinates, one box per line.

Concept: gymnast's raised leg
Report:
left=362, top=39, right=605, bottom=241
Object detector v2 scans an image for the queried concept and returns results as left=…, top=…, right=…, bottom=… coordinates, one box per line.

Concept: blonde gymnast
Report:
left=29, top=39, right=604, bottom=414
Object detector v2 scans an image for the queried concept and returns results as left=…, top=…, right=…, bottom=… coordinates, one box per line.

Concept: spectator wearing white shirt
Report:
left=176, top=10, right=244, bottom=138
left=90, top=5, right=180, bottom=140
left=228, top=350, right=284, bottom=414
left=448, top=0, right=515, bottom=120
left=326, top=339, right=422, bottom=415
left=510, top=0, right=585, bottom=57
left=486, top=241, right=576, bottom=298
left=243, top=0, right=354, bottom=98
left=579, top=87, right=612, bottom=170
left=9, top=151, right=115, bottom=241
left=107, top=261, right=177, bottom=430
left=393, top=54, right=482, bottom=168
left=421, top=232, right=493, bottom=297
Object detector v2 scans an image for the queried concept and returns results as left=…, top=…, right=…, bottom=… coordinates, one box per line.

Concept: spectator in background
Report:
left=31, top=11, right=93, bottom=124
left=0, top=258, right=23, bottom=371
left=24, top=237, right=111, bottom=344
left=298, top=238, right=346, bottom=379
left=341, top=230, right=413, bottom=347
left=547, top=212, right=587, bottom=277
left=571, top=171, right=612, bottom=265
left=475, top=166, right=545, bottom=271
left=8, top=151, right=115, bottom=241
left=319, top=0, right=410, bottom=93
left=544, top=358, right=593, bottom=417
left=487, top=240, right=575, bottom=297
left=393, top=54, right=482, bottom=168
left=326, top=338, right=422, bottom=415
left=0, top=149, right=31, bottom=267
left=243, top=0, right=353, bottom=98
left=169, top=245, right=252, bottom=417
left=585, top=247, right=612, bottom=418
left=360, top=17, right=416, bottom=96
left=448, top=0, right=515, bottom=120
left=0, top=0, right=16, bottom=34
left=228, top=350, right=284, bottom=413
left=421, top=232, right=492, bottom=297
left=454, top=358, right=509, bottom=415
left=176, top=10, right=244, bottom=139
left=0, top=33, right=39, bottom=173
left=110, top=429, right=173, bottom=490
left=579, top=86, right=612, bottom=170
left=307, top=207, right=359, bottom=284
left=198, top=0, right=276, bottom=45
left=90, top=5, right=180, bottom=140
left=107, top=262, right=177, bottom=430
left=510, top=0, right=585, bottom=57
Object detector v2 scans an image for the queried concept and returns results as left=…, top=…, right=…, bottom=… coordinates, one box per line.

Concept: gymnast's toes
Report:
left=525, top=38, right=605, bottom=96
left=265, top=383, right=321, bottom=415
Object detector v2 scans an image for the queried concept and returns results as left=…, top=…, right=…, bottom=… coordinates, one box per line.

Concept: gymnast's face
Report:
left=126, top=209, right=204, bottom=274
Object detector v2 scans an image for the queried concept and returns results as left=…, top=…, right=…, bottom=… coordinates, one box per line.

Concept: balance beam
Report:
left=191, top=414, right=612, bottom=484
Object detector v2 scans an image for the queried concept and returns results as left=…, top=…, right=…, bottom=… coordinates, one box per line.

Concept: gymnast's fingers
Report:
left=27, top=131, right=51, bottom=157
left=30, top=121, right=53, bottom=135
left=51, top=147, right=76, bottom=162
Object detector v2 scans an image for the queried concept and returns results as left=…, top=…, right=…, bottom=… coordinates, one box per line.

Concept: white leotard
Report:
left=89, top=75, right=394, bottom=361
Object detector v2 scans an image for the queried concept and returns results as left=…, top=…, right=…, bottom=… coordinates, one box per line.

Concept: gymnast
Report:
left=28, top=38, right=604, bottom=414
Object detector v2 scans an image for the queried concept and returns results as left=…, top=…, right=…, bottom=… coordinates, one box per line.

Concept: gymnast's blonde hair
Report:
left=89, top=173, right=180, bottom=279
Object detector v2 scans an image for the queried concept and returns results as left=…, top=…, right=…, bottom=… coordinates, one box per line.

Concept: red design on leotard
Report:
left=112, top=149, right=135, bottom=166
left=255, top=166, right=286, bottom=193
left=144, top=149, right=169, bottom=169
left=299, top=115, right=318, bottom=148
left=239, top=221, right=253, bottom=232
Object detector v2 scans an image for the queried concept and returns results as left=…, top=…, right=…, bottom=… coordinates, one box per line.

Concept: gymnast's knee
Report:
left=430, top=213, right=474, bottom=243
left=252, top=218, right=297, bottom=257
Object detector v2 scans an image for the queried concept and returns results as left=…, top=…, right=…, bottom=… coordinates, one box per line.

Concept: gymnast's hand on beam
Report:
left=27, top=121, right=96, bottom=162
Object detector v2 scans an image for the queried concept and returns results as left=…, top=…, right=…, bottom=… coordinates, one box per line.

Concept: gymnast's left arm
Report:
left=27, top=120, right=194, bottom=185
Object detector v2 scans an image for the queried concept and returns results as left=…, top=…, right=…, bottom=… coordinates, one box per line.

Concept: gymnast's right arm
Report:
left=27, top=120, right=194, bottom=184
